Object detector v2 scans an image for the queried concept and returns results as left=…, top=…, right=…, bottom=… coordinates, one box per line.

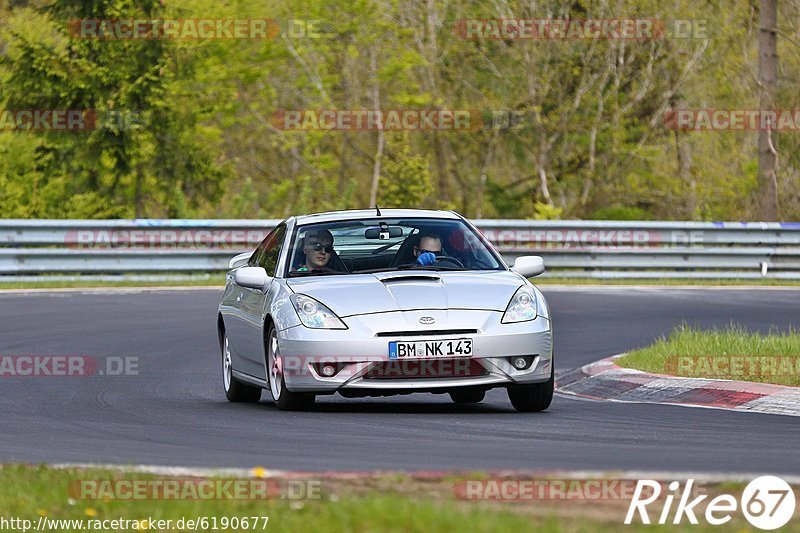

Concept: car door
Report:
left=227, top=223, right=287, bottom=379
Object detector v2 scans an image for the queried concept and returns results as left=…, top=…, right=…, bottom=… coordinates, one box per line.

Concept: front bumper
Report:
left=278, top=309, right=552, bottom=393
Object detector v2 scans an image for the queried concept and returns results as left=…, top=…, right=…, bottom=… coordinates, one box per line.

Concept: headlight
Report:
left=501, top=286, right=538, bottom=323
left=290, top=294, right=347, bottom=329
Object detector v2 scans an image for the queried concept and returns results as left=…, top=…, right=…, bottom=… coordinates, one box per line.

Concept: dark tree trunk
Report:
left=757, top=0, right=779, bottom=220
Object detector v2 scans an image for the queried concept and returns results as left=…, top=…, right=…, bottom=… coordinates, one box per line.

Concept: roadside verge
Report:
left=557, top=356, right=800, bottom=417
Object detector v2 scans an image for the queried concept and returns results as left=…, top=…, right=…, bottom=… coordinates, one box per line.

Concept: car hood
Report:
left=286, top=270, right=523, bottom=317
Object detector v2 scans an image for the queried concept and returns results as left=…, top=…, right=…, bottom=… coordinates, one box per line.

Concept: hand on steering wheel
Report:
left=430, top=255, right=464, bottom=268
left=416, top=252, right=437, bottom=266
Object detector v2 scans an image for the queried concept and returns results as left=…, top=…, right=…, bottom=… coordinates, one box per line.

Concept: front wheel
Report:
left=266, top=325, right=315, bottom=411
left=221, top=332, right=261, bottom=403
left=507, top=363, right=554, bottom=412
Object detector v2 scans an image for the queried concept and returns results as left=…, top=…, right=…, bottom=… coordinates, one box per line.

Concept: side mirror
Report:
left=229, top=251, right=252, bottom=270
left=511, top=256, right=545, bottom=278
left=235, top=267, right=270, bottom=290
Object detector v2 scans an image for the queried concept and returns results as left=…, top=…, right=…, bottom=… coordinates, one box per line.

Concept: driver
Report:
left=413, top=234, right=442, bottom=266
left=297, top=229, right=335, bottom=272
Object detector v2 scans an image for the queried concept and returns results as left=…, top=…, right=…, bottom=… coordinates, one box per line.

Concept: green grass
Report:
left=617, top=324, right=800, bottom=386
left=0, top=466, right=534, bottom=533
left=0, top=465, right=758, bottom=532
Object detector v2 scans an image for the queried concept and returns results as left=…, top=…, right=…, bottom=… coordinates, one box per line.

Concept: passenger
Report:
left=297, top=229, right=335, bottom=272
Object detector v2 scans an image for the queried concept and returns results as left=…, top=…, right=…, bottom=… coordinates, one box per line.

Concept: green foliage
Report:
left=532, top=202, right=563, bottom=220
left=591, top=205, right=652, bottom=221
left=378, top=141, right=433, bottom=209
left=484, top=178, right=537, bottom=219
left=0, top=0, right=798, bottom=220
left=0, top=0, right=227, bottom=218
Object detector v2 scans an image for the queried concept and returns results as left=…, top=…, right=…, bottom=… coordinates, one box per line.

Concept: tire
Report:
left=221, top=331, right=262, bottom=403
left=449, top=387, right=486, bottom=404
left=266, top=324, right=316, bottom=411
left=507, top=363, right=554, bottom=412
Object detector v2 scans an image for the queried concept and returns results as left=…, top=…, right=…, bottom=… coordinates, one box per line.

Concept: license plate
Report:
left=388, top=339, right=472, bottom=359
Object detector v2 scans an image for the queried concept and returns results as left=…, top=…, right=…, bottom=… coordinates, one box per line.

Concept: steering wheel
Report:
left=432, top=255, right=464, bottom=268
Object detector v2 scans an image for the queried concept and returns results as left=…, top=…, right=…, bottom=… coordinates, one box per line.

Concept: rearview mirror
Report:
left=235, top=266, right=270, bottom=290
left=510, top=256, right=545, bottom=278
left=228, top=251, right=252, bottom=270
left=365, top=226, right=403, bottom=240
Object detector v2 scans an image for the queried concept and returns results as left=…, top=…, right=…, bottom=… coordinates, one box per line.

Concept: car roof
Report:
left=293, top=209, right=461, bottom=225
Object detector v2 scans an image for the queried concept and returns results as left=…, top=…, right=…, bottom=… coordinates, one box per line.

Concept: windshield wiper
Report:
left=358, top=265, right=466, bottom=272
left=397, top=264, right=466, bottom=271
left=349, top=267, right=400, bottom=274
left=351, top=264, right=469, bottom=274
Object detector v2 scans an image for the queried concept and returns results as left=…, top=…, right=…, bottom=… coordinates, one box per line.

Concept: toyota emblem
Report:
left=419, top=316, right=436, bottom=325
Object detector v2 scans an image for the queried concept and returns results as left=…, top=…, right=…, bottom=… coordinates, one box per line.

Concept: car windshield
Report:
left=285, top=217, right=504, bottom=277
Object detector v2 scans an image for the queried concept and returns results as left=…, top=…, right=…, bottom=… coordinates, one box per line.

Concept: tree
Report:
left=0, top=0, right=225, bottom=218
left=757, top=0, right=780, bottom=220
left=1, top=0, right=799, bottom=221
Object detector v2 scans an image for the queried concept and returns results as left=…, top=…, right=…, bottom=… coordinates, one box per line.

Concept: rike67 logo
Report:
left=625, top=476, right=795, bottom=530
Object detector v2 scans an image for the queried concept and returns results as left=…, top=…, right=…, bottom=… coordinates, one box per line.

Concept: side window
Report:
left=249, top=229, right=276, bottom=267
left=256, top=225, right=287, bottom=276
left=248, top=225, right=286, bottom=276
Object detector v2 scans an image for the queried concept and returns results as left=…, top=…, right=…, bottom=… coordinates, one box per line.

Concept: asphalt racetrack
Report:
left=1, top=287, right=799, bottom=473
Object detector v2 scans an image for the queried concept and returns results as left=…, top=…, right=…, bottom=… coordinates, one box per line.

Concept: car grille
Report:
left=364, top=358, right=487, bottom=380
left=375, top=329, right=478, bottom=337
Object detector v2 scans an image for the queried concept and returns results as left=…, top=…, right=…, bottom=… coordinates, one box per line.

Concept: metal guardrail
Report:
left=1, top=219, right=800, bottom=279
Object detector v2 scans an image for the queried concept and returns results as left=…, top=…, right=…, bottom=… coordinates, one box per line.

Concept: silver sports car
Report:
left=217, top=209, right=553, bottom=411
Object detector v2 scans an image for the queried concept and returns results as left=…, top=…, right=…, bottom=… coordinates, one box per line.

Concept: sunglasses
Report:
left=308, top=242, right=334, bottom=253
left=418, top=248, right=442, bottom=256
